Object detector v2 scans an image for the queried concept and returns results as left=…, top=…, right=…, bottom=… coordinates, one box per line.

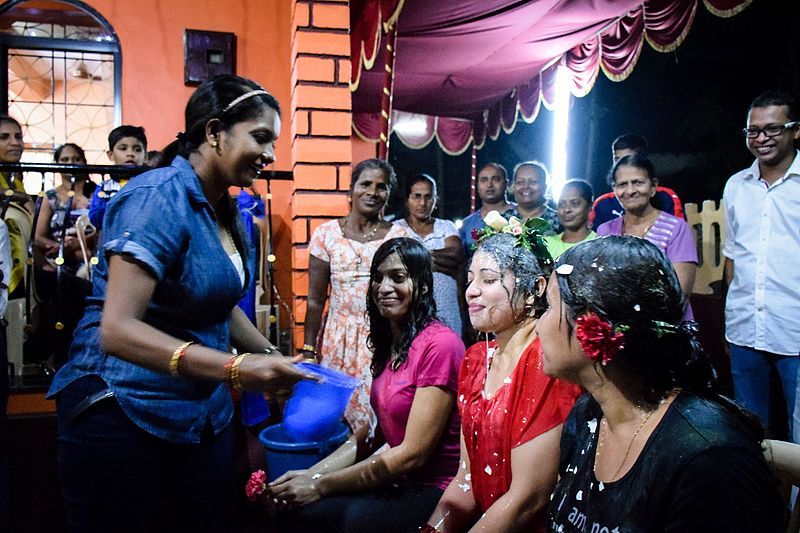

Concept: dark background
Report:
left=388, top=0, right=800, bottom=220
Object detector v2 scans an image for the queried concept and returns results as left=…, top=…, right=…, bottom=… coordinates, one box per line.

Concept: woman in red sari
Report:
left=425, top=214, right=580, bottom=532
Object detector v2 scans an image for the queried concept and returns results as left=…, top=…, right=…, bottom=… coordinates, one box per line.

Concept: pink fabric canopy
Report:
left=351, top=0, right=752, bottom=152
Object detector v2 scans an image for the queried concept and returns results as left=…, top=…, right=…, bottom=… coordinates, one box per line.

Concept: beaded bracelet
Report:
left=169, top=341, right=194, bottom=377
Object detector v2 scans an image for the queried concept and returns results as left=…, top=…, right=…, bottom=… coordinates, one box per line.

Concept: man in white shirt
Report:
left=723, top=90, right=800, bottom=443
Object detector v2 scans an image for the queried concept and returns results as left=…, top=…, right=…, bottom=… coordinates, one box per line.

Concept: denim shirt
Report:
left=48, top=156, right=253, bottom=444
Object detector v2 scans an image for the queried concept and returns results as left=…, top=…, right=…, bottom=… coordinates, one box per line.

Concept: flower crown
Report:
left=471, top=211, right=553, bottom=268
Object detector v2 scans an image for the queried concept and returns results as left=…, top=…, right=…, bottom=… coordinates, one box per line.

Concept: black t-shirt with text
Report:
left=548, top=392, right=783, bottom=533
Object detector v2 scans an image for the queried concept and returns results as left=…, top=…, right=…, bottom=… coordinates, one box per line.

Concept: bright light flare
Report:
left=550, top=66, right=571, bottom=202
left=392, top=114, right=429, bottom=136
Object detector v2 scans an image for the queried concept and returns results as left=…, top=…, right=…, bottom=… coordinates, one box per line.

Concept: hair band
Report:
left=220, top=90, right=271, bottom=115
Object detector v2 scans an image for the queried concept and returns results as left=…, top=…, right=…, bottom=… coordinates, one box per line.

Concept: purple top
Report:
left=597, top=212, right=698, bottom=319
left=370, top=321, right=465, bottom=490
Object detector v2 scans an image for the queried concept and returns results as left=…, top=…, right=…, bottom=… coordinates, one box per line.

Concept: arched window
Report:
left=0, top=0, right=120, bottom=169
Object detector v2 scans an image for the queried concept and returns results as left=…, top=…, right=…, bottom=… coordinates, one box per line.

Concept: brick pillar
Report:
left=291, top=0, right=353, bottom=349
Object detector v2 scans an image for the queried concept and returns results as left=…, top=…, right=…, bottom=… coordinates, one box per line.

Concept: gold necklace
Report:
left=622, top=210, right=659, bottom=238
left=342, top=216, right=382, bottom=241
left=595, top=407, right=655, bottom=481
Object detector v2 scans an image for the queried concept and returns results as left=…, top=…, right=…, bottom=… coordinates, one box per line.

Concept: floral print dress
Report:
left=308, top=219, right=408, bottom=429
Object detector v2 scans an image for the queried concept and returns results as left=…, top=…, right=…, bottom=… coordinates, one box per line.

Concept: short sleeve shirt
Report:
left=370, top=321, right=465, bottom=490
left=48, top=156, right=252, bottom=444
left=548, top=393, right=783, bottom=532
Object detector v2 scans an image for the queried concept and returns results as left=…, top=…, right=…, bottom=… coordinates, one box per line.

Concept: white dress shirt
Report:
left=722, top=151, right=800, bottom=355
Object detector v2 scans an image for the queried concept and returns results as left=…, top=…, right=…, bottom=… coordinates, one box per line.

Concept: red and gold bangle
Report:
left=224, top=353, right=249, bottom=391
left=223, top=354, right=237, bottom=388
left=169, top=341, right=194, bottom=377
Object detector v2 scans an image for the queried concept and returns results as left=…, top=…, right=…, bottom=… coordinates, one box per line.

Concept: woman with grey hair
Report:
left=425, top=214, right=580, bottom=533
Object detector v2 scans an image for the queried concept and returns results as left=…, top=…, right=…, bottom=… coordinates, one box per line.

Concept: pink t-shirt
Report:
left=370, top=321, right=465, bottom=490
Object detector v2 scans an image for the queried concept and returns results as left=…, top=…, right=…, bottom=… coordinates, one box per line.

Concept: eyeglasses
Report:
left=742, top=121, right=799, bottom=139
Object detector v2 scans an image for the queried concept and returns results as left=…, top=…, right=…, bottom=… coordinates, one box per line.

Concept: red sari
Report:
left=458, top=338, right=580, bottom=527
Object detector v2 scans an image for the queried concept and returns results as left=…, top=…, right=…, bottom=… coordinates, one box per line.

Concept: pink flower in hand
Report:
left=246, top=470, right=268, bottom=501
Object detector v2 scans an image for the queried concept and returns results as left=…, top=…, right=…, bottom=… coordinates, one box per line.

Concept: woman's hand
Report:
left=268, top=470, right=323, bottom=508
left=34, top=236, right=60, bottom=257
left=238, top=354, right=315, bottom=394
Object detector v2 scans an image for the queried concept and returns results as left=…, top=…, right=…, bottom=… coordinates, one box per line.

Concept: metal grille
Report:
left=8, top=47, right=114, bottom=169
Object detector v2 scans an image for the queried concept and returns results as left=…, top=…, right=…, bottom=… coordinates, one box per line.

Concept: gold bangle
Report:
left=169, top=341, right=194, bottom=377
left=230, top=353, right=249, bottom=391
left=223, top=354, right=237, bottom=388
left=300, top=344, right=317, bottom=354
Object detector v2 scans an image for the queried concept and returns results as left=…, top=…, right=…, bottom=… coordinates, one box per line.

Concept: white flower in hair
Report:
left=484, top=210, right=508, bottom=231
left=555, top=264, right=574, bottom=275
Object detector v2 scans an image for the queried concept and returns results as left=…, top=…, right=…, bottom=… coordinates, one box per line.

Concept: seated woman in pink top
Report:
left=597, top=154, right=697, bottom=318
left=271, top=237, right=465, bottom=533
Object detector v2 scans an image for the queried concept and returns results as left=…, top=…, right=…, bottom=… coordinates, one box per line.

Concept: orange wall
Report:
left=45, top=0, right=296, bottom=172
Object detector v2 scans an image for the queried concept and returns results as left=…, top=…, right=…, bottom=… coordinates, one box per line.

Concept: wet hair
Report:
left=560, top=179, right=593, bottom=206
left=108, top=125, right=147, bottom=151
left=405, top=173, right=437, bottom=198
left=477, top=162, right=507, bottom=181
left=511, top=160, right=548, bottom=185
left=54, top=143, right=86, bottom=163
left=555, top=236, right=764, bottom=439
left=749, top=89, right=798, bottom=121
left=349, top=158, right=396, bottom=194
left=475, top=232, right=553, bottom=319
left=0, top=115, right=21, bottom=131
left=608, top=153, right=656, bottom=188
left=158, top=74, right=280, bottom=168
left=367, top=238, right=437, bottom=377
left=611, top=134, right=648, bottom=156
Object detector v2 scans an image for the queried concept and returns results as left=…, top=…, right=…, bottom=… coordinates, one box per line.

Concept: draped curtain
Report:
left=351, top=0, right=752, bottom=152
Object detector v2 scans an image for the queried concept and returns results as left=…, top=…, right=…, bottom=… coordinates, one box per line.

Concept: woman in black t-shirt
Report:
left=535, top=235, right=783, bottom=532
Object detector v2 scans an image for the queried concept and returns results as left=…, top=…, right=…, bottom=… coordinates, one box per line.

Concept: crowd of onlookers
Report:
left=292, top=88, right=799, bottom=532
left=0, top=80, right=798, bottom=532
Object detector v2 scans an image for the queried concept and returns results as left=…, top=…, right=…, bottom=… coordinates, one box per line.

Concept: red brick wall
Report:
left=291, top=0, right=353, bottom=348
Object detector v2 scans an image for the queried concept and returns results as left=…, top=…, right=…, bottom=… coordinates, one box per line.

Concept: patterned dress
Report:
left=395, top=218, right=462, bottom=336
left=308, top=220, right=408, bottom=429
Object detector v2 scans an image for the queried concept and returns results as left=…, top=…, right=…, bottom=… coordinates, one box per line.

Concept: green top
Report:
left=544, top=231, right=597, bottom=260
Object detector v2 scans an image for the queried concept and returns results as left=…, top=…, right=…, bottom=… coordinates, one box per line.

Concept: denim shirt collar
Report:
left=172, top=156, right=212, bottom=210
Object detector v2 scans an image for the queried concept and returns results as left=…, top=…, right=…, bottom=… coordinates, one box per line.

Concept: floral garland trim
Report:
left=471, top=210, right=553, bottom=267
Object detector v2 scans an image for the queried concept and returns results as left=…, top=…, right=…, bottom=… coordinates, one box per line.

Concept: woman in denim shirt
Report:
left=47, top=75, right=308, bottom=532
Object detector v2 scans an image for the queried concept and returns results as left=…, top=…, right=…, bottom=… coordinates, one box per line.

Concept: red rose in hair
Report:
left=246, top=469, right=268, bottom=501
left=575, top=312, right=625, bottom=366
left=471, top=228, right=480, bottom=241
